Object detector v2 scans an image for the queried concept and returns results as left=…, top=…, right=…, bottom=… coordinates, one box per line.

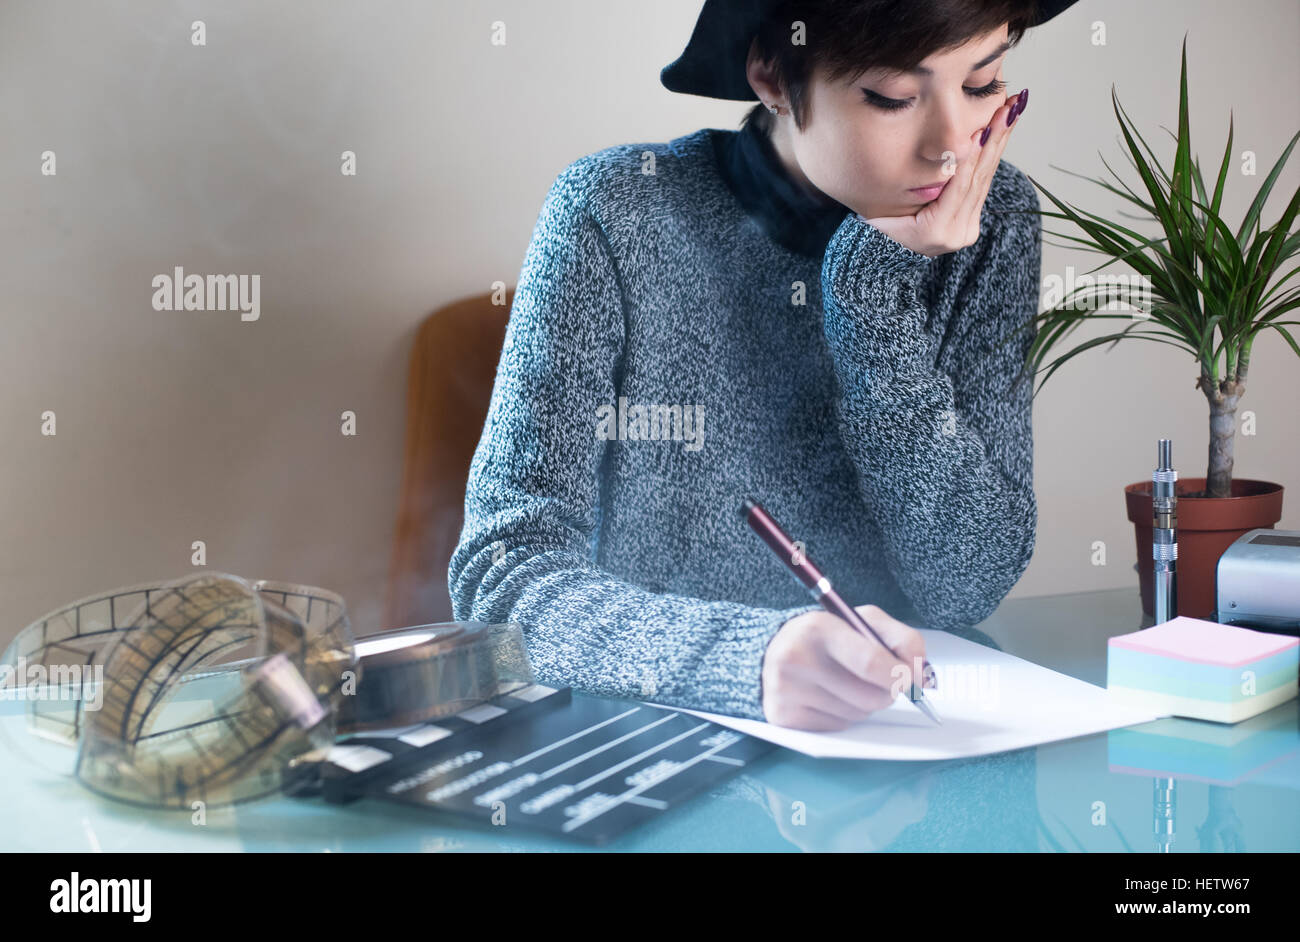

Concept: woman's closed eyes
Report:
left=860, top=77, right=1007, bottom=112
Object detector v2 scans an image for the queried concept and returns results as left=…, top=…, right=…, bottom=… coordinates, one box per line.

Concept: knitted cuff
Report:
left=821, top=214, right=936, bottom=380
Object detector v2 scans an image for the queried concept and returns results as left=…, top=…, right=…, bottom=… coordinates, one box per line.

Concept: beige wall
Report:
left=2, top=0, right=1298, bottom=647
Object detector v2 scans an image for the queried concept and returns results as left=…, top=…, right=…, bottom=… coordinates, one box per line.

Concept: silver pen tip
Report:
left=914, top=693, right=943, bottom=725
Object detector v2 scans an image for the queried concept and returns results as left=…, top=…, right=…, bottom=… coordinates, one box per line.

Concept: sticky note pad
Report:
left=1108, top=616, right=1299, bottom=724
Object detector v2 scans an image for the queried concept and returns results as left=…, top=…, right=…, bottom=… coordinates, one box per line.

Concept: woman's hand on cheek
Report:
left=861, top=89, right=1027, bottom=258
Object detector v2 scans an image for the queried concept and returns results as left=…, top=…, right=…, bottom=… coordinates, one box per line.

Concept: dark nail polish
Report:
left=1007, top=88, right=1029, bottom=126
left=979, top=125, right=991, bottom=146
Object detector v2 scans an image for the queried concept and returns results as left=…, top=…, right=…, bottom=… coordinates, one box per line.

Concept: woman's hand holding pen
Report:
left=761, top=603, right=930, bottom=731
left=862, top=88, right=1028, bottom=258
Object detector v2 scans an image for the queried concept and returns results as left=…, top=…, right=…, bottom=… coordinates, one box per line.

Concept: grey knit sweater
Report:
left=449, top=125, right=1040, bottom=721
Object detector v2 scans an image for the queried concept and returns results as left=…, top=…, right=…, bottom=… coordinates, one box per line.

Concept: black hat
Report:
left=660, top=0, right=1081, bottom=101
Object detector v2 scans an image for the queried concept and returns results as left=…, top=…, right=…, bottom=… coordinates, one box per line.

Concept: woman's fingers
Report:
left=812, top=641, right=900, bottom=712
left=956, top=89, right=1026, bottom=236
left=928, top=135, right=977, bottom=220
left=782, top=653, right=883, bottom=721
left=821, top=604, right=927, bottom=693
left=807, top=679, right=886, bottom=722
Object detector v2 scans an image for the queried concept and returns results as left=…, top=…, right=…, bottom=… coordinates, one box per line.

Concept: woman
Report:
left=450, top=0, right=1071, bottom=731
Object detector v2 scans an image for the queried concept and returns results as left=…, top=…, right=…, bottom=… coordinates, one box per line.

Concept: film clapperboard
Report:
left=311, top=684, right=776, bottom=844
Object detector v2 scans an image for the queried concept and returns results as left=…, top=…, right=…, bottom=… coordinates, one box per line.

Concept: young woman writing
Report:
left=451, top=0, right=1072, bottom=730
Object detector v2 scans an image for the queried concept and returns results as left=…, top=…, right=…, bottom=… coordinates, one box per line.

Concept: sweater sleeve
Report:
left=818, top=195, right=1040, bottom=631
left=449, top=166, right=820, bottom=721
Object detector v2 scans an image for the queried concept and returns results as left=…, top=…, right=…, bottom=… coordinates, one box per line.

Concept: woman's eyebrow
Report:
left=896, top=40, right=1012, bottom=77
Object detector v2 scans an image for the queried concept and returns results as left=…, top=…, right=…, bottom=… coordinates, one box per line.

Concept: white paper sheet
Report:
left=647, top=629, right=1168, bottom=760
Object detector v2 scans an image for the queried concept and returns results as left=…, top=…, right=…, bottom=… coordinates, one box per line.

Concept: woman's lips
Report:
left=908, top=180, right=949, bottom=201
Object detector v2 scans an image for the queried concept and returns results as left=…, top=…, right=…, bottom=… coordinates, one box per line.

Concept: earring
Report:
left=767, top=102, right=782, bottom=115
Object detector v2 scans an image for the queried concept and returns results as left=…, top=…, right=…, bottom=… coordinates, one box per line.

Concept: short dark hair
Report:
left=746, top=0, right=1040, bottom=134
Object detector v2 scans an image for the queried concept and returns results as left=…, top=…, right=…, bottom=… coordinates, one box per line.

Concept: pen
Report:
left=740, top=497, right=942, bottom=725
left=1152, top=439, right=1178, bottom=625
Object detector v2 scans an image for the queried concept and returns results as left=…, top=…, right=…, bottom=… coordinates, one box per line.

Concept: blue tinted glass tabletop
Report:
left=2, top=588, right=1296, bottom=852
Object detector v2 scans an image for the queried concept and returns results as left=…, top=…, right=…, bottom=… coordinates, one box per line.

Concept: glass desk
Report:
left=2, top=587, right=1297, bottom=852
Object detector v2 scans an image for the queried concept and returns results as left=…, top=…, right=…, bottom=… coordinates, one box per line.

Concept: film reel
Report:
left=337, top=621, right=535, bottom=732
left=1, top=571, right=356, bottom=809
left=2, top=571, right=536, bottom=811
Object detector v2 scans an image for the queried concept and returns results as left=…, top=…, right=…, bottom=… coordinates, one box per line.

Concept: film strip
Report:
left=2, top=571, right=538, bottom=812
left=336, top=622, right=535, bottom=733
left=1, top=571, right=357, bottom=809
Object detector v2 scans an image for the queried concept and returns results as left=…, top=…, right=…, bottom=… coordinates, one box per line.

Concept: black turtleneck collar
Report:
left=710, top=116, right=850, bottom=258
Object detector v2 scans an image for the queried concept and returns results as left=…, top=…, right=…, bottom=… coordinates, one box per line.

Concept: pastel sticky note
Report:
left=1107, top=616, right=1299, bottom=724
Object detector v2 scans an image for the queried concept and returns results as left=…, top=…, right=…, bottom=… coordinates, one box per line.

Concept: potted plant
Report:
left=1005, top=37, right=1299, bottom=619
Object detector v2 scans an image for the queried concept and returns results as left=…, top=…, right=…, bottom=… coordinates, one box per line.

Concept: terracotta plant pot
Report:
left=1124, top=478, right=1285, bottom=619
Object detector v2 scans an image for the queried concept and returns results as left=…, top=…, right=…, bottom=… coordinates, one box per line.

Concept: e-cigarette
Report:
left=1152, top=439, right=1178, bottom=625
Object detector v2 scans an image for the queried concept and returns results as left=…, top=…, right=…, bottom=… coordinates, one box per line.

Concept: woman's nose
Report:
left=921, top=100, right=978, bottom=165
